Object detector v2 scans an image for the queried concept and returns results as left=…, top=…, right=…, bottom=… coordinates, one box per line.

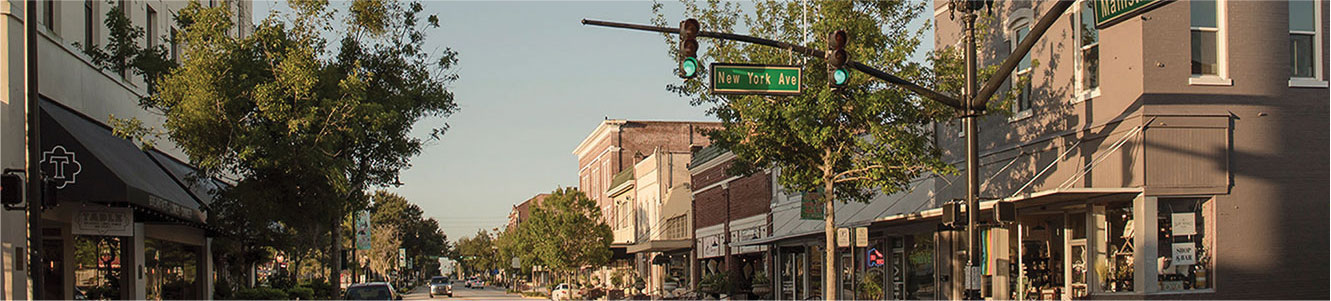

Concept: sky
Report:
left=252, top=0, right=934, bottom=243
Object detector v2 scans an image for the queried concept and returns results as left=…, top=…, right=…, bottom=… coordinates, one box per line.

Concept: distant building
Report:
left=571, top=120, right=718, bottom=228
left=506, top=193, right=550, bottom=231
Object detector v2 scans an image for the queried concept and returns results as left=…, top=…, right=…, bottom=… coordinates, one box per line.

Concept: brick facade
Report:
left=690, top=155, right=772, bottom=230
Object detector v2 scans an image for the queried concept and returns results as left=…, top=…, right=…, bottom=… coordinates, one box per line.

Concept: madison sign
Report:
left=1094, top=0, right=1167, bottom=28
left=710, top=63, right=802, bottom=95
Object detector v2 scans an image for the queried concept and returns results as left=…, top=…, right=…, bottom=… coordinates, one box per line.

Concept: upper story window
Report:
left=85, top=1, right=95, bottom=49
left=43, top=0, right=55, bottom=32
left=1077, top=0, right=1100, bottom=97
left=1010, top=18, right=1034, bottom=115
left=1190, top=0, right=1231, bottom=85
left=1289, top=0, right=1327, bottom=87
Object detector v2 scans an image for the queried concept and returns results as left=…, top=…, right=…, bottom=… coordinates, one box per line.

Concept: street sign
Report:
left=1094, top=0, right=1165, bottom=28
left=355, top=210, right=372, bottom=250
left=710, top=63, right=802, bottom=95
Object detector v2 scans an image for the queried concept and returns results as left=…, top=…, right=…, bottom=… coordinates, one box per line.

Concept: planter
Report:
left=751, top=286, right=771, bottom=297
left=663, top=282, right=679, bottom=291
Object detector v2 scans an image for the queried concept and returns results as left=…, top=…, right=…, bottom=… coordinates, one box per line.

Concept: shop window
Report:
left=905, top=233, right=935, bottom=300
left=1068, top=212, right=1088, bottom=298
left=1098, top=203, right=1134, bottom=293
left=74, top=236, right=124, bottom=300
left=145, top=239, right=201, bottom=300
left=1157, top=198, right=1213, bottom=291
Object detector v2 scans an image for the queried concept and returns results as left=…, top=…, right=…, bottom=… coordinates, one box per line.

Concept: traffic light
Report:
left=678, top=18, right=701, bottom=79
left=827, top=29, right=851, bottom=88
left=1, top=173, right=22, bottom=207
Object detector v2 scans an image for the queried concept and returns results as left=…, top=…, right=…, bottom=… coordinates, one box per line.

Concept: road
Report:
left=403, top=284, right=528, bottom=300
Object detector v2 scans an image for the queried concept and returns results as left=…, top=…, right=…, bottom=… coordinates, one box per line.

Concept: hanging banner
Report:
left=1171, top=212, right=1196, bottom=236
left=800, top=189, right=825, bottom=220
left=1171, top=242, right=1196, bottom=266
left=855, top=227, right=869, bottom=247
left=355, top=210, right=372, bottom=250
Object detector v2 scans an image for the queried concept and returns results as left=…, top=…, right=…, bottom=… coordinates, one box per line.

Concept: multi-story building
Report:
left=572, top=119, right=718, bottom=228
left=688, top=146, right=774, bottom=298
left=908, top=0, right=1329, bottom=299
left=1, top=1, right=252, bottom=299
left=506, top=193, right=549, bottom=232
left=624, top=148, right=693, bottom=296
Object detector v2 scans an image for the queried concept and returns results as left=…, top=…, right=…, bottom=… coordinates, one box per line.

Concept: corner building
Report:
left=916, top=0, right=1329, bottom=299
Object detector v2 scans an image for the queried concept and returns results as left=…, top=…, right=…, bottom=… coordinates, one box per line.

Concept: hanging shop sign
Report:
left=836, top=228, right=850, bottom=247
left=1094, top=0, right=1166, bottom=29
left=1171, top=242, right=1196, bottom=265
left=1171, top=212, right=1196, bottom=236
left=855, top=227, right=869, bottom=247
left=800, top=189, right=824, bottom=220
left=72, top=206, right=133, bottom=237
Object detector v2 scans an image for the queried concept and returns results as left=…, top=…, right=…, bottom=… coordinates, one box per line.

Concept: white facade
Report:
left=1, top=1, right=252, bottom=299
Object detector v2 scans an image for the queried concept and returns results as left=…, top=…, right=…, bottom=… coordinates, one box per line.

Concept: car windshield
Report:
left=345, top=285, right=393, bottom=300
left=431, top=277, right=447, bottom=284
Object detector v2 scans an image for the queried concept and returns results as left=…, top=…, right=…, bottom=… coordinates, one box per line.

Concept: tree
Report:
left=368, top=224, right=403, bottom=281
left=650, top=1, right=982, bottom=299
left=112, top=0, right=460, bottom=295
left=455, top=229, right=498, bottom=276
left=508, top=188, right=612, bottom=281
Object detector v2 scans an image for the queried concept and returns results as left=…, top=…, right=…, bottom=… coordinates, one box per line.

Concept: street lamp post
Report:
left=948, top=1, right=989, bottom=298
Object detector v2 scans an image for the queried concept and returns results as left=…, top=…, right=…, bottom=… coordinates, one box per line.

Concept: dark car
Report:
left=344, top=282, right=403, bottom=300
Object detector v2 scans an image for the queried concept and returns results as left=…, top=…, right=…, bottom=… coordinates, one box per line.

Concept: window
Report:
left=1156, top=198, right=1213, bottom=291
left=170, top=28, right=179, bottom=63
left=1290, top=0, right=1325, bottom=86
left=1097, top=202, right=1133, bottom=293
left=42, top=0, right=55, bottom=32
left=117, top=0, right=128, bottom=78
left=146, top=6, right=156, bottom=50
left=1077, top=0, right=1100, bottom=96
left=1190, top=0, right=1230, bottom=85
left=1010, top=21, right=1033, bottom=114
left=85, top=1, right=95, bottom=49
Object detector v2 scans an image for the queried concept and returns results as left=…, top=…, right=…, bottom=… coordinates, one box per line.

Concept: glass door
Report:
left=1065, top=212, right=1088, bottom=300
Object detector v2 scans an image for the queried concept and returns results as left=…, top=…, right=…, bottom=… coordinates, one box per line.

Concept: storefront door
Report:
left=1065, top=212, right=1087, bottom=300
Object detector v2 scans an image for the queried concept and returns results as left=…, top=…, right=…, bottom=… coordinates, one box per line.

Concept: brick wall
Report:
left=692, top=157, right=772, bottom=229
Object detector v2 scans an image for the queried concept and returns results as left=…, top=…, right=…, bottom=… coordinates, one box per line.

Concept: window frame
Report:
left=1008, top=11, right=1035, bottom=121
left=85, top=0, right=96, bottom=50
left=1189, top=0, right=1232, bottom=86
left=42, top=0, right=56, bottom=33
left=1289, top=0, right=1328, bottom=87
left=1074, top=0, right=1101, bottom=102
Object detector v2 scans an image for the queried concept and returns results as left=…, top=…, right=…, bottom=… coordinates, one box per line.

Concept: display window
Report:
left=74, top=236, right=124, bottom=300
left=1157, top=198, right=1213, bottom=291
left=1097, top=202, right=1134, bottom=293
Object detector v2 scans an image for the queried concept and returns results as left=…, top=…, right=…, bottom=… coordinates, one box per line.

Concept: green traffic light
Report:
left=681, top=57, right=699, bottom=78
left=833, top=68, right=850, bottom=86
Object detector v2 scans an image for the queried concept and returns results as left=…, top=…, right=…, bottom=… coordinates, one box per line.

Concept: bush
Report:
left=303, top=278, right=333, bottom=299
left=521, top=291, right=549, bottom=298
left=235, top=287, right=289, bottom=300
left=287, top=286, right=315, bottom=300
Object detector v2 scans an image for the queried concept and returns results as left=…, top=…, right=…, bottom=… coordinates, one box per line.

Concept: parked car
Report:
left=344, top=282, right=403, bottom=300
left=468, top=279, right=484, bottom=289
left=429, top=276, right=453, bottom=298
left=551, top=283, right=575, bottom=301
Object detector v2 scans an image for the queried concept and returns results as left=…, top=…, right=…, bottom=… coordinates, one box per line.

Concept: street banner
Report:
left=355, top=210, right=372, bottom=250
left=399, top=248, right=407, bottom=268
left=72, top=207, right=133, bottom=237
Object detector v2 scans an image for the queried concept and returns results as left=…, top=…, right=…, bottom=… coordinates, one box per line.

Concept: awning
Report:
left=869, top=187, right=1143, bottom=226
left=730, top=230, right=819, bottom=247
left=625, top=239, right=692, bottom=253
left=40, top=99, right=207, bottom=223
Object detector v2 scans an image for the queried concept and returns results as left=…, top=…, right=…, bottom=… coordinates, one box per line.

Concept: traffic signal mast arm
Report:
left=970, top=0, right=1073, bottom=110
left=581, top=18, right=964, bottom=110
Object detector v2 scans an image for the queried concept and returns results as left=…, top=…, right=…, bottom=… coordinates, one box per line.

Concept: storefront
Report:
left=33, top=99, right=215, bottom=300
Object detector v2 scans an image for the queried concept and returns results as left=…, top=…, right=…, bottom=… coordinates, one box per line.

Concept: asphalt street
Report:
left=403, top=284, right=528, bottom=300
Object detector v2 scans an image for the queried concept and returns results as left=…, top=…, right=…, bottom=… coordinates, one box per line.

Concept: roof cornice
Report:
left=573, top=120, right=627, bottom=158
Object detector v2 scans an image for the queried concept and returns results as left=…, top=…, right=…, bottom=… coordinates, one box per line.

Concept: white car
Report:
left=550, top=283, right=575, bottom=301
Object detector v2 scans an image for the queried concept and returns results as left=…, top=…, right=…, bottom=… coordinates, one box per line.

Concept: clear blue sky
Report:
left=253, top=0, right=934, bottom=243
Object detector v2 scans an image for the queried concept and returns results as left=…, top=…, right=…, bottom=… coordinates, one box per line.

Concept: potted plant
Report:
left=663, top=275, right=679, bottom=291
left=750, top=272, right=772, bottom=297
left=633, top=274, right=646, bottom=291
left=699, top=272, right=730, bottom=298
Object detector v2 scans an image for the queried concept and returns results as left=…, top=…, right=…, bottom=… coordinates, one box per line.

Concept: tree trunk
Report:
left=822, top=150, right=838, bottom=301
left=332, top=214, right=343, bottom=297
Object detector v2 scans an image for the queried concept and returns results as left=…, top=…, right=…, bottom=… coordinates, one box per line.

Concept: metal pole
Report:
left=722, top=183, right=733, bottom=298
left=25, top=0, right=45, bottom=299
left=962, top=7, right=981, bottom=300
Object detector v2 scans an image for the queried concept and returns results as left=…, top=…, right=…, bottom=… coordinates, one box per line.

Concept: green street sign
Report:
left=1094, top=0, right=1166, bottom=28
left=710, top=63, right=802, bottom=95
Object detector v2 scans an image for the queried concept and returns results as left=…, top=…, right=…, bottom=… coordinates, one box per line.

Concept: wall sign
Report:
left=836, top=228, right=850, bottom=247
left=1171, top=212, right=1196, bottom=236
left=72, top=207, right=133, bottom=236
left=1171, top=242, right=1196, bottom=266
left=866, top=248, right=885, bottom=267
left=855, top=227, right=868, bottom=247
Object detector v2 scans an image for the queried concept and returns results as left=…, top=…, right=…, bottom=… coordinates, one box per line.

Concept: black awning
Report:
left=39, top=99, right=206, bottom=223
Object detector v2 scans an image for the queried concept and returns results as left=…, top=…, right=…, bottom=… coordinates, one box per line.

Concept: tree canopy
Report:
left=497, top=188, right=612, bottom=275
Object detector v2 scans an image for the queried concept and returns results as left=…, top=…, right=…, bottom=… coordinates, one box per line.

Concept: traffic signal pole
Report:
left=25, top=0, right=46, bottom=299
left=583, top=2, right=1073, bottom=298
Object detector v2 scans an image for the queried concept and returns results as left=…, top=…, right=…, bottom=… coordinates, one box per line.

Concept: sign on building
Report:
left=800, top=190, right=824, bottom=220
left=855, top=227, right=869, bottom=247
left=1171, top=212, right=1196, bottom=236
left=72, top=207, right=133, bottom=237
left=1171, top=242, right=1196, bottom=266
left=355, top=210, right=372, bottom=250
left=836, top=228, right=850, bottom=247
left=710, top=63, right=802, bottom=95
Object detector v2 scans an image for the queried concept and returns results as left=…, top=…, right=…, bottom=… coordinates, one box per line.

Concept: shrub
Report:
left=235, top=287, right=289, bottom=300
left=287, top=286, right=315, bottom=300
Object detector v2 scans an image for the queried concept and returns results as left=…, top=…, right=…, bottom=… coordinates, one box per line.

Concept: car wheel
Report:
left=429, top=294, right=434, bottom=298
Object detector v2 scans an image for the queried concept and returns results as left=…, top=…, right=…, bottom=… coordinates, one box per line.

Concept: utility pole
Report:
left=950, top=0, right=987, bottom=298
left=25, top=0, right=45, bottom=298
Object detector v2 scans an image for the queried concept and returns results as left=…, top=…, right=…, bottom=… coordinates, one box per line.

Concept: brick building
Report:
left=506, top=193, right=550, bottom=232
left=571, top=120, right=719, bottom=228
left=689, top=146, right=773, bottom=297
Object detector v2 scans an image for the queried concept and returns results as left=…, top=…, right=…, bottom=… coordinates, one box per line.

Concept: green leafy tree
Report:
left=109, top=0, right=460, bottom=295
left=370, top=191, right=451, bottom=277
left=647, top=1, right=1024, bottom=299
left=511, top=188, right=612, bottom=282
